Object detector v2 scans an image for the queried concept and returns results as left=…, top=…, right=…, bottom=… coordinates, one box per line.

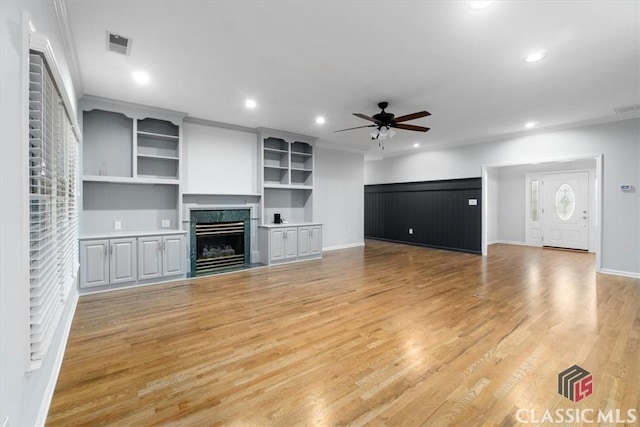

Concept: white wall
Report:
left=183, top=122, right=258, bottom=195
left=181, top=121, right=365, bottom=251
left=365, top=119, right=640, bottom=275
left=314, top=146, right=365, bottom=250
left=486, top=168, right=499, bottom=244
left=1, top=1, right=79, bottom=426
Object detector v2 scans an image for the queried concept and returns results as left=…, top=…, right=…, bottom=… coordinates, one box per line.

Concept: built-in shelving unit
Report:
left=258, top=128, right=316, bottom=226
left=261, top=136, right=314, bottom=188
left=79, top=95, right=186, bottom=237
left=136, top=118, right=180, bottom=180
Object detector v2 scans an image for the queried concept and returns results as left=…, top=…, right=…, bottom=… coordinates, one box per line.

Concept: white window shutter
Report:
left=28, top=51, right=79, bottom=368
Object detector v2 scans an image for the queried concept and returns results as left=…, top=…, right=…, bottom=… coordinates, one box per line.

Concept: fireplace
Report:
left=190, top=209, right=250, bottom=276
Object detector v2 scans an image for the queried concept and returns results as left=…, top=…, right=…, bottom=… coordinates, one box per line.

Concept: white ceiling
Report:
left=67, top=1, right=640, bottom=157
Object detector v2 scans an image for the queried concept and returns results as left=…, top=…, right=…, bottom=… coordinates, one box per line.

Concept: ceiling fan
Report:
left=334, top=102, right=431, bottom=141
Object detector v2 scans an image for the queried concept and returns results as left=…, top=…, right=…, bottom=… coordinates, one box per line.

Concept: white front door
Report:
left=542, top=172, right=589, bottom=250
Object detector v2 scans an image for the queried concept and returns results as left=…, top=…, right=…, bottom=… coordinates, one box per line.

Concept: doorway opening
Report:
left=482, top=155, right=602, bottom=271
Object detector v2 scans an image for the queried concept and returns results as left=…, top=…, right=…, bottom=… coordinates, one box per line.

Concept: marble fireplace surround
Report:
left=183, top=194, right=261, bottom=277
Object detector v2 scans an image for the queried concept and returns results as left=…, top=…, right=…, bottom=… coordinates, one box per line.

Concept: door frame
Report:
left=525, top=169, right=596, bottom=251
left=481, top=154, right=603, bottom=272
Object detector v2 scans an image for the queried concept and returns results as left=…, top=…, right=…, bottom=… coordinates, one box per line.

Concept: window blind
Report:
left=28, top=51, right=79, bottom=368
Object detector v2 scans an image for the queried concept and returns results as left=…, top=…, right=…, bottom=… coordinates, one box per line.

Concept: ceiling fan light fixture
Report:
left=338, top=102, right=430, bottom=144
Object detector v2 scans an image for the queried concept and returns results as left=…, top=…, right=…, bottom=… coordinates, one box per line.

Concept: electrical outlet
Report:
left=408, top=228, right=413, bottom=234
left=161, top=219, right=171, bottom=228
left=113, top=220, right=121, bottom=230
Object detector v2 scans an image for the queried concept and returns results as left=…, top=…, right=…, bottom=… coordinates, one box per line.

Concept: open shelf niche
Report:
left=79, top=95, right=186, bottom=236
left=257, top=128, right=316, bottom=225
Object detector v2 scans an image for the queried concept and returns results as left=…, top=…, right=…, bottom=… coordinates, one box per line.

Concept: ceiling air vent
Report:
left=614, top=104, right=640, bottom=115
left=106, top=32, right=131, bottom=55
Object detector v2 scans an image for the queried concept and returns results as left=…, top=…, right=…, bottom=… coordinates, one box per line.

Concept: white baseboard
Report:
left=489, top=240, right=528, bottom=246
left=599, top=269, right=640, bottom=279
left=323, top=242, right=365, bottom=252
left=36, top=288, right=79, bottom=427
left=79, top=275, right=188, bottom=296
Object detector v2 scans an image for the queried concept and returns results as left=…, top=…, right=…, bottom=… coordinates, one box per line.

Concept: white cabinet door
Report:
left=297, top=226, right=310, bottom=257
left=270, top=228, right=286, bottom=261
left=283, top=227, right=298, bottom=259
left=110, top=238, right=137, bottom=284
left=138, top=236, right=162, bottom=280
left=309, top=226, right=322, bottom=255
left=162, top=235, right=184, bottom=276
left=80, top=240, right=109, bottom=288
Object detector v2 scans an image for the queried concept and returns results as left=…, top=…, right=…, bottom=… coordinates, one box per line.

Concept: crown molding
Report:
left=256, top=127, right=318, bottom=143
left=184, top=116, right=257, bottom=134
left=52, top=0, right=83, bottom=99
left=374, top=111, right=640, bottom=160
left=80, top=95, right=187, bottom=125
left=314, top=139, right=367, bottom=154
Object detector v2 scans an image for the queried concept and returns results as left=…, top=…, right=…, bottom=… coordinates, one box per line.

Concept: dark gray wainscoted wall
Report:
left=364, top=178, right=482, bottom=253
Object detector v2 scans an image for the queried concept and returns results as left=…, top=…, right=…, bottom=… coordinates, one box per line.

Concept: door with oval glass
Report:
left=542, top=172, right=589, bottom=250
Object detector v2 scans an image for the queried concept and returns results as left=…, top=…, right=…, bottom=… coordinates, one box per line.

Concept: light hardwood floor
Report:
left=48, top=241, right=640, bottom=426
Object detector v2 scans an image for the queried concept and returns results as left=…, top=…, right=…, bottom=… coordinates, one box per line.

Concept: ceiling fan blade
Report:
left=353, top=113, right=382, bottom=124
left=391, top=123, right=431, bottom=132
left=393, top=111, right=431, bottom=123
left=333, top=124, right=376, bottom=133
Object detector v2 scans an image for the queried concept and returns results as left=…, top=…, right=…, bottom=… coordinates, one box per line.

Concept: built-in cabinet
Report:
left=80, top=233, right=185, bottom=289
left=79, top=95, right=187, bottom=291
left=257, top=129, right=323, bottom=265
left=258, top=224, right=322, bottom=265
left=80, top=238, right=137, bottom=288
left=138, top=235, right=185, bottom=280
left=297, top=225, right=322, bottom=257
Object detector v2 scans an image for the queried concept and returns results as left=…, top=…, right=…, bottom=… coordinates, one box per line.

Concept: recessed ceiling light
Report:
left=470, top=1, right=494, bottom=10
left=245, top=99, right=257, bottom=109
left=524, top=50, right=546, bottom=63
left=413, top=143, right=420, bottom=148
left=315, top=116, right=326, bottom=125
left=524, top=121, right=537, bottom=129
left=131, top=71, right=149, bottom=85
